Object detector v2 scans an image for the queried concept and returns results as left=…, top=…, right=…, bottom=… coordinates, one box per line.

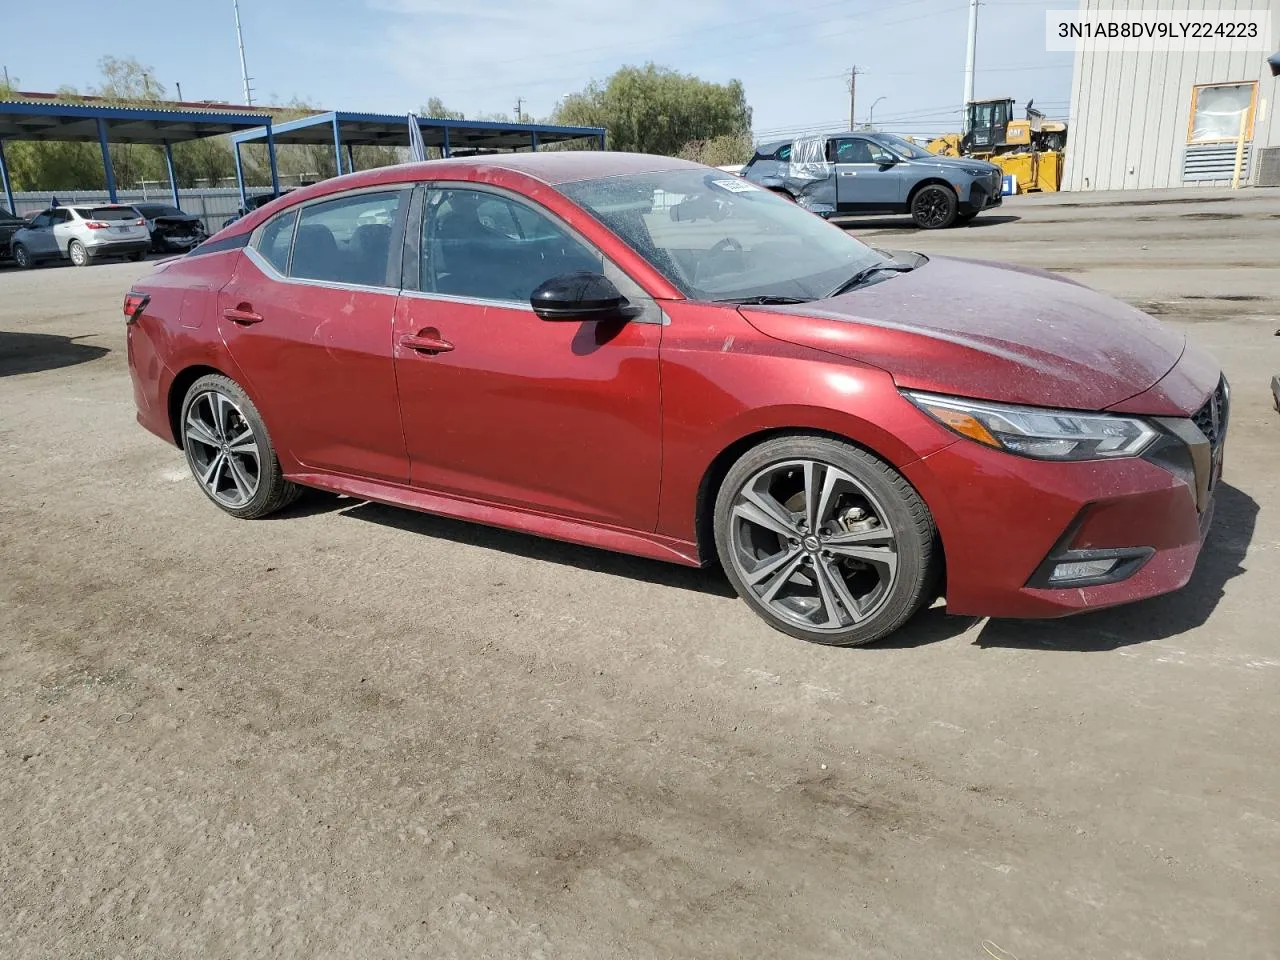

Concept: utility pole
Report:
left=963, top=0, right=979, bottom=130
left=847, top=65, right=860, bottom=129
left=233, top=0, right=254, bottom=106
left=514, top=97, right=524, bottom=122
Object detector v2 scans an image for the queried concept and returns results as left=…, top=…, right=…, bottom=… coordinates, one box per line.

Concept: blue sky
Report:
left=1, top=0, right=1074, bottom=138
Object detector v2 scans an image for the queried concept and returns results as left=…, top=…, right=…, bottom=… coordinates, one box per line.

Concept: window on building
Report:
left=1188, top=82, right=1256, bottom=143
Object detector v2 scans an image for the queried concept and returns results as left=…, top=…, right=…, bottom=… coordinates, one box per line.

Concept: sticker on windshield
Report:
left=711, top=178, right=758, bottom=193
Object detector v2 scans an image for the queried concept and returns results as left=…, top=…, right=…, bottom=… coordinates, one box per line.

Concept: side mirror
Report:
left=530, top=272, right=643, bottom=322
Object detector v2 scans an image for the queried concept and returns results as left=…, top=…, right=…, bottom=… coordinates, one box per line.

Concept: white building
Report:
left=1064, top=0, right=1280, bottom=189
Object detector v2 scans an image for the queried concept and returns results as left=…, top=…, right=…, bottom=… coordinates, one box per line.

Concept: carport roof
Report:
left=228, top=110, right=606, bottom=150
left=0, top=100, right=273, bottom=143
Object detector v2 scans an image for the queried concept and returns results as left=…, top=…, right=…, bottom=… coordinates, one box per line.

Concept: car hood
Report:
left=907, top=155, right=999, bottom=174
left=738, top=255, right=1186, bottom=411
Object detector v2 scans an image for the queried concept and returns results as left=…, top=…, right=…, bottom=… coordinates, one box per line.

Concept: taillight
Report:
left=123, top=291, right=150, bottom=324
left=135, top=218, right=146, bottom=226
left=84, top=220, right=109, bottom=229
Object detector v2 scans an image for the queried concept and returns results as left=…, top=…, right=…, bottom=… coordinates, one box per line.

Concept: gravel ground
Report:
left=2, top=190, right=1279, bottom=959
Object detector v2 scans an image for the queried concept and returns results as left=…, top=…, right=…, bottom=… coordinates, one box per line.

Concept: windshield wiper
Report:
left=825, top=262, right=916, bottom=299
left=714, top=295, right=813, bottom=305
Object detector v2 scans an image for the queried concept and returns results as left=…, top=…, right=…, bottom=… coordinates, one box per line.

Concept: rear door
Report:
left=216, top=187, right=412, bottom=483
left=833, top=137, right=905, bottom=210
left=50, top=208, right=78, bottom=253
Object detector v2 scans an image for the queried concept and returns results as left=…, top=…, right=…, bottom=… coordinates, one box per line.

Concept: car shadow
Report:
left=0, top=331, right=110, bottom=377
left=838, top=214, right=1022, bottom=233
left=323, top=496, right=739, bottom=598
left=969, top=481, right=1257, bottom=651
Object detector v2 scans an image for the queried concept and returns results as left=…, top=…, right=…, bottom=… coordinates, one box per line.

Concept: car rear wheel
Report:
left=180, top=374, right=301, bottom=519
left=68, top=240, right=89, bottom=267
left=12, top=243, right=33, bottom=269
left=714, top=435, right=939, bottom=646
left=910, top=185, right=958, bottom=229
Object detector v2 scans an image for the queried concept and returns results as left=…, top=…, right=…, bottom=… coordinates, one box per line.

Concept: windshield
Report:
left=558, top=169, right=882, bottom=301
left=875, top=134, right=933, bottom=160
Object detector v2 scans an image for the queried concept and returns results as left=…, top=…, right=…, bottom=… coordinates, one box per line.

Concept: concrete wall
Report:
left=1065, top=0, right=1280, bottom=190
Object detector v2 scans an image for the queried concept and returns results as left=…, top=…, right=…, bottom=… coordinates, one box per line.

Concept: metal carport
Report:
left=0, top=100, right=275, bottom=215
left=228, top=111, right=607, bottom=201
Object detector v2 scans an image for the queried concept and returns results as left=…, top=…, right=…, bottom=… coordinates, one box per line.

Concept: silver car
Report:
left=10, top=204, right=151, bottom=268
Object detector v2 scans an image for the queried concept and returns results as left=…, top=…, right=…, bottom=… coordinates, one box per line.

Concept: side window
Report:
left=289, top=191, right=404, bottom=287
left=255, top=210, right=298, bottom=274
left=53, top=209, right=73, bottom=223
left=833, top=139, right=872, bottom=164
left=29, top=212, right=53, bottom=228
left=422, top=188, right=604, bottom=302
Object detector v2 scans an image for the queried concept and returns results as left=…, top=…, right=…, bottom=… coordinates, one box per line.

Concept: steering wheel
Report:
left=709, top=237, right=743, bottom=256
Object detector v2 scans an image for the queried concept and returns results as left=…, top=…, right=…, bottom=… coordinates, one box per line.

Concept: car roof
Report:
left=437, top=151, right=705, bottom=185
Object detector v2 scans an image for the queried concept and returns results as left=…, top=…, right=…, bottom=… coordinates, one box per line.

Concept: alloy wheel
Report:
left=915, top=191, right=951, bottom=228
left=726, top=459, right=898, bottom=633
left=184, top=389, right=262, bottom=508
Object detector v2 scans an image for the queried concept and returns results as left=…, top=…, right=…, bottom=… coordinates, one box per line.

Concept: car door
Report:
left=392, top=184, right=663, bottom=530
left=216, top=187, right=412, bottom=483
left=21, top=211, right=58, bottom=256
left=49, top=208, right=76, bottom=254
left=833, top=138, right=905, bottom=211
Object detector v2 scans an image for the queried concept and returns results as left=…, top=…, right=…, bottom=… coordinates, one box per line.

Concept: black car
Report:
left=132, top=204, right=208, bottom=253
left=1, top=206, right=27, bottom=260
left=223, top=190, right=293, bottom=228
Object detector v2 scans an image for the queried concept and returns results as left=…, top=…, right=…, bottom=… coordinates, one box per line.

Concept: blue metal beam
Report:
left=332, top=115, right=343, bottom=175
left=346, top=143, right=356, bottom=173
left=97, top=118, right=117, bottom=202
left=442, top=125, right=451, bottom=158
left=531, top=132, right=538, bottom=152
left=266, top=122, right=280, bottom=195
left=163, top=140, right=179, bottom=207
left=234, top=141, right=247, bottom=207
left=0, top=139, right=14, bottom=215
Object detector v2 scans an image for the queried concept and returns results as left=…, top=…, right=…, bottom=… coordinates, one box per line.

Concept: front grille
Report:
left=1191, top=376, right=1230, bottom=448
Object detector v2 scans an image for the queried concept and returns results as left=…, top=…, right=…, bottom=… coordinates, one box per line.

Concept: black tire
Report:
left=713, top=435, right=939, bottom=647
left=68, top=240, right=89, bottom=267
left=910, top=184, right=958, bottom=229
left=12, top=243, right=33, bottom=269
left=128, top=251, right=145, bottom=262
left=180, top=374, right=302, bottom=519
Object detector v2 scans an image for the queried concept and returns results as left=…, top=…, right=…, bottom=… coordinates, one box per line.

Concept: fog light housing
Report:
left=1049, top=558, right=1119, bottom=583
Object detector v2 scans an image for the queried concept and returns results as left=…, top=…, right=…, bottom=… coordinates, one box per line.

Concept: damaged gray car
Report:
left=740, top=131, right=1004, bottom=229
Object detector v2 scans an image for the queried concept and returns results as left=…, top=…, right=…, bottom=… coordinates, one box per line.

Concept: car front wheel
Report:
left=12, top=243, right=33, bottom=269
left=714, top=435, right=939, bottom=646
left=180, top=374, right=301, bottom=519
left=910, top=184, right=959, bottom=229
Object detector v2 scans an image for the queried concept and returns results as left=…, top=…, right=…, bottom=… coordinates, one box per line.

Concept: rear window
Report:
left=76, top=207, right=138, bottom=221
left=136, top=205, right=183, bottom=218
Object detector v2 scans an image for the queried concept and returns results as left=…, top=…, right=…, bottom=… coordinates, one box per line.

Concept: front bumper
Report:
left=960, top=178, right=1004, bottom=214
left=902, top=394, right=1226, bottom=619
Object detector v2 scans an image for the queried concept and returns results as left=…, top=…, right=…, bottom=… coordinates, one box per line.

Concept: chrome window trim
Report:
left=400, top=288, right=534, bottom=313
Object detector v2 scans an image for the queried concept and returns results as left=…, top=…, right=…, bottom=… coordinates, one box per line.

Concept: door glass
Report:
left=28, top=213, right=53, bottom=228
left=833, top=139, right=871, bottom=163
left=866, top=142, right=896, bottom=165
left=421, top=188, right=604, bottom=302
left=289, top=191, right=403, bottom=287
left=255, top=210, right=298, bottom=274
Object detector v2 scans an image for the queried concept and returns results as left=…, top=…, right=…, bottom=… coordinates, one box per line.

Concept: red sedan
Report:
left=125, top=153, right=1228, bottom=646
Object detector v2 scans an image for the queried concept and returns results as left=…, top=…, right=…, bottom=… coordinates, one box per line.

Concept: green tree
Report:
left=551, top=64, right=752, bottom=156
left=420, top=97, right=464, bottom=120
left=678, top=133, right=755, bottom=166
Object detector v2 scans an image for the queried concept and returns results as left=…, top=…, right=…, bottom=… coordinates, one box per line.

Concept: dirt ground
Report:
left=2, top=189, right=1279, bottom=959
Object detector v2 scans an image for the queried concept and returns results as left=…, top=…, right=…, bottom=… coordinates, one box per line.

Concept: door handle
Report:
left=223, top=306, right=264, bottom=325
left=399, top=330, right=454, bottom=354
left=839, top=171, right=856, bottom=176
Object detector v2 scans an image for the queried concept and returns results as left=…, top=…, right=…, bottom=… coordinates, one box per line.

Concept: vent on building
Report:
left=1255, top=147, right=1280, bottom=188
left=1181, top=143, right=1252, bottom=183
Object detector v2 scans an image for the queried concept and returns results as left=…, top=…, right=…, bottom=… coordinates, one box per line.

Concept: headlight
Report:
left=905, top=391, right=1158, bottom=461
left=963, top=168, right=988, bottom=177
